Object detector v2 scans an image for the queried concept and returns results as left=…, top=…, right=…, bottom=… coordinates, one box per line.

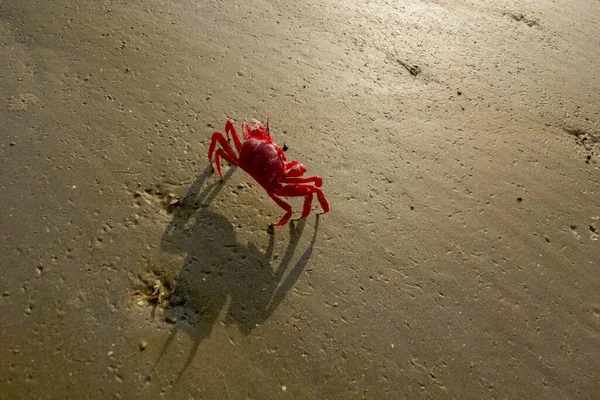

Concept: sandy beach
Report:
left=1, top=0, right=599, bottom=398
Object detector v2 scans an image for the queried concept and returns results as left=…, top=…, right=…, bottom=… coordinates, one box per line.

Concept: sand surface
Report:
left=1, top=0, right=599, bottom=398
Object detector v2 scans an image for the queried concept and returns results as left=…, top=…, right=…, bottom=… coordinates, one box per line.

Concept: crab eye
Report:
left=283, top=143, right=288, bottom=152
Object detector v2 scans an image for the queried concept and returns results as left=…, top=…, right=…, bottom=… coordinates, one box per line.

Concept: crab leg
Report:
left=284, top=160, right=307, bottom=177
left=297, top=192, right=314, bottom=221
left=268, top=193, right=293, bottom=226
left=208, top=130, right=239, bottom=178
left=315, top=187, right=330, bottom=215
left=282, top=176, right=323, bottom=187
left=208, top=131, right=236, bottom=161
left=226, top=120, right=243, bottom=153
left=214, top=149, right=238, bottom=179
left=276, top=185, right=316, bottom=220
left=274, top=184, right=330, bottom=223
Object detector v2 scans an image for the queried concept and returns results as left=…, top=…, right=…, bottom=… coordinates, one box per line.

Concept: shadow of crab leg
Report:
left=268, top=192, right=293, bottom=226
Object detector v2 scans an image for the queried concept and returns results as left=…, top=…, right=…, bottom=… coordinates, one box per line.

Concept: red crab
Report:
left=207, top=119, right=329, bottom=226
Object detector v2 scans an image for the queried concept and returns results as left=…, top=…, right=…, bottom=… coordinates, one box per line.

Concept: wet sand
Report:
left=1, top=0, right=599, bottom=398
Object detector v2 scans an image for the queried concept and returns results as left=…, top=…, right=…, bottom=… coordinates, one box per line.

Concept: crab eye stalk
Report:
left=283, top=143, right=288, bottom=152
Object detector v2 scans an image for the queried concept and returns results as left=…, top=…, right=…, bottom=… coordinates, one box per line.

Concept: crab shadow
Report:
left=155, top=165, right=319, bottom=386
